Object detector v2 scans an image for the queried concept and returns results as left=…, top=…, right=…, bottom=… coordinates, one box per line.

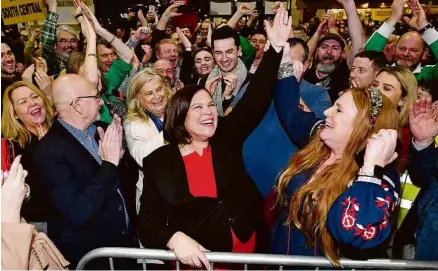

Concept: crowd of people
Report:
left=1, top=0, right=438, bottom=269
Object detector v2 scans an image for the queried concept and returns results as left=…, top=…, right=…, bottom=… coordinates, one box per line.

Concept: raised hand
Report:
left=409, top=98, right=438, bottom=147
left=388, top=0, right=409, bottom=26
left=237, top=3, right=253, bottom=16
left=1, top=155, right=28, bottom=224
left=15, top=63, right=25, bottom=74
left=44, top=0, right=57, bottom=12
left=35, top=57, right=48, bottom=74
left=141, top=45, right=153, bottom=65
left=364, top=129, right=398, bottom=168
left=176, top=27, right=192, bottom=50
left=325, top=13, right=336, bottom=30
left=78, top=11, right=96, bottom=42
left=138, top=10, right=148, bottom=26
left=73, top=0, right=83, bottom=19
left=406, top=0, right=428, bottom=30
left=272, top=2, right=283, bottom=14
left=30, top=28, right=41, bottom=42
left=205, top=76, right=221, bottom=95
left=78, top=0, right=104, bottom=33
left=134, top=27, right=152, bottom=41
left=264, top=5, right=292, bottom=52
left=21, top=64, right=35, bottom=83
left=167, top=232, right=211, bottom=270
left=34, top=69, right=52, bottom=98
left=98, top=117, right=123, bottom=166
left=206, top=23, right=213, bottom=48
left=223, top=74, right=238, bottom=98
left=163, top=3, right=183, bottom=19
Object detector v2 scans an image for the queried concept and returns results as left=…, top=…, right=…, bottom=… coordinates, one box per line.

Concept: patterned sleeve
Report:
left=327, top=168, right=400, bottom=249
left=41, top=11, right=59, bottom=60
left=118, top=63, right=144, bottom=98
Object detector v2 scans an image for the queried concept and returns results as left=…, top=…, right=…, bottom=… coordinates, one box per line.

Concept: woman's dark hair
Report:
left=194, top=47, right=212, bottom=59
left=163, top=84, right=207, bottom=145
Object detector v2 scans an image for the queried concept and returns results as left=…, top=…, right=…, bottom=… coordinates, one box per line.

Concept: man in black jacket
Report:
left=34, top=74, right=136, bottom=269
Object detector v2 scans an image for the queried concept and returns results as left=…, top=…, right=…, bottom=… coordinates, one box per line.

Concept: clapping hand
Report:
left=364, top=129, right=398, bottom=168
left=135, top=27, right=152, bottom=41
left=264, top=4, right=292, bottom=52
left=409, top=98, right=438, bottom=147
left=205, top=76, right=221, bottom=95
left=223, top=74, right=238, bottom=98
left=98, top=114, right=124, bottom=166
left=21, top=64, right=35, bottom=83
left=1, top=156, right=28, bottom=224
left=15, top=63, right=25, bottom=74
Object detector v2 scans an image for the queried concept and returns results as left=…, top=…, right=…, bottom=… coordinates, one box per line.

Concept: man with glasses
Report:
left=41, top=0, right=79, bottom=75
left=34, top=74, right=137, bottom=269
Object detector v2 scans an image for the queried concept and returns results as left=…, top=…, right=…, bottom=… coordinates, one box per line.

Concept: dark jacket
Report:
left=393, top=142, right=438, bottom=260
left=33, top=119, right=134, bottom=268
left=12, top=133, right=50, bottom=222
left=138, top=47, right=282, bottom=252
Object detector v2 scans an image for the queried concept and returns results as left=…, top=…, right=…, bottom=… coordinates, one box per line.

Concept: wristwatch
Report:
left=419, top=23, right=433, bottom=35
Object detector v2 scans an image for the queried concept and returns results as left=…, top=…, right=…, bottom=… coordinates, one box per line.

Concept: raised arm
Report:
left=365, top=0, right=405, bottom=51
left=74, top=0, right=98, bottom=86
left=79, top=0, right=133, bottom=64
left=338, top=0, right=365, bottom=68
left=41, top=0, right=58, bottom=61
left=307, top=19, right=327, bottom=58
left=218, top=7, right=289, bottom=146
left=227, top=3, right=253, bottom=29
left=327, top=130, right=400, bottom=249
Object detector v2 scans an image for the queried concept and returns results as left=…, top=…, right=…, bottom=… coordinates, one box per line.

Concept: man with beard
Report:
left=349, top=50, right=388, bottom=89
left=303, top=33, right=350, bottom=103
left=41, top=0, right=78, bottom=75
left=249, top=32, right=267, bottom=74
left=365, top=0, right=438, bottom=82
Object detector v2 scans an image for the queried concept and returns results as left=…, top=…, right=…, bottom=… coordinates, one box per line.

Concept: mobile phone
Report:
left=148, top=5, right=155, bottom=13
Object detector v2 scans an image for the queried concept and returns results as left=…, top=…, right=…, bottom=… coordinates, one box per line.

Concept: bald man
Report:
left=34, top=74, right=136, bottom=269
left=365, top=0, right=437, bottom=82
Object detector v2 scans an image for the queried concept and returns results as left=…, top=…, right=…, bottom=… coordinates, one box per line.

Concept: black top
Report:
left=138, top=47, right=282, bottom=252
left=303, top=61, right=350, bottom=103
left=13, top=133, right=50, bottom=222
left=33, top=120, right=133, bottom=268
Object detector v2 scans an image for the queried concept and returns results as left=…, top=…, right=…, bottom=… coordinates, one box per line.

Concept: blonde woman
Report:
left=2, top=81, right=55, bottom=223
left=371, top=66, right=418, bottom=171
left=123, top=68, right=172, bottom=212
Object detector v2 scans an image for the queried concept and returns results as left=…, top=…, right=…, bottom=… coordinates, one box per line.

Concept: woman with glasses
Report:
left=2, top=81, right=55, bottom=225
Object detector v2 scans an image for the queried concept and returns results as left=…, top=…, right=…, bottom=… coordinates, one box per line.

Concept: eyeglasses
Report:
left=70, top=93, right=101, bottom=106
left=57, top=38, right=78, bottom=44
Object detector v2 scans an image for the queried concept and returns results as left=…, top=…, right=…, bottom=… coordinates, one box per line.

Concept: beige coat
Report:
left=1, top=222, right=69, bottom=270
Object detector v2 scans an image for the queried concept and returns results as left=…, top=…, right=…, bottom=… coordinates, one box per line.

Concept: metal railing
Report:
left=76, top=247, right=438, bottom=270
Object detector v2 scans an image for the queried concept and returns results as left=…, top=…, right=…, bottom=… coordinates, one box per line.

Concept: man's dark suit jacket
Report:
left=34, top=118, right=133, bottom=268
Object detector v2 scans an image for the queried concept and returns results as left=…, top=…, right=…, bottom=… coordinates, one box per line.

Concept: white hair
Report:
left=56, top=25, right=78, bottom=40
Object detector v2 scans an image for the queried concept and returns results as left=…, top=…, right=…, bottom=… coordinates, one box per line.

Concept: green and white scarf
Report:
left=207, top=58, right=248, bottom=116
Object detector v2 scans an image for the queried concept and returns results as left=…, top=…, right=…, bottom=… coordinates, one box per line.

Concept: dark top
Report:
left=138, top=47, right=282, bottom=253
left=182, top=145, right=256, bottom=252
left=13, top=133, right=50, bottom=222
left=33, top=119, right=134, bottom=268
left=303, top=61, right=350, bottom=103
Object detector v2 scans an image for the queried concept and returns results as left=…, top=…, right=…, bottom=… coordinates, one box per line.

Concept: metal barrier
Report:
left=76, top=247, right=438, bottom=270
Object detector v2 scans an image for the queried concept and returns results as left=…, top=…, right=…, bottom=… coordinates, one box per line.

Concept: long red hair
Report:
left=276, top=88, right=400, bottom=266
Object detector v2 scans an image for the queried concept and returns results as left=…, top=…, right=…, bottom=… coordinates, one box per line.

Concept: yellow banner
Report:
left=1, top=0, right=46, bottom=25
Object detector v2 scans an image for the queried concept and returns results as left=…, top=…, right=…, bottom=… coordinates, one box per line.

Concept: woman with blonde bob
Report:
left=2, top=81, right=55, bottom=223
left=123, top=68, right=173, bottom=212
left=270, top=72, right=401, bottom=266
